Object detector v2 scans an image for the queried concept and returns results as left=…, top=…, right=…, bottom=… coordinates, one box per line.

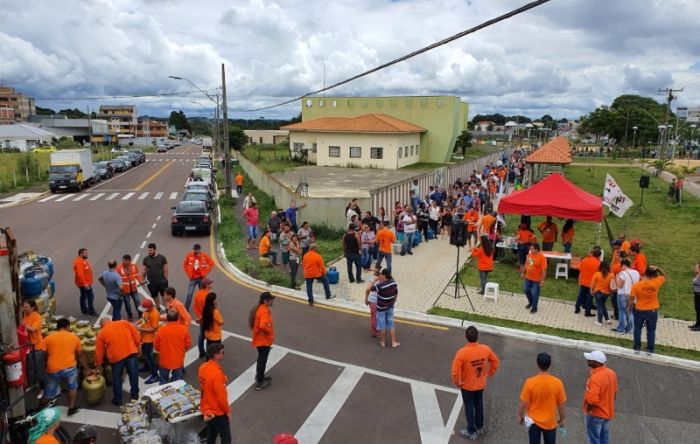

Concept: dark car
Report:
left=111, top=158, right=127, bottom=172
left=115, top=155, right=132, bottom=169
left=171, top=201, right=211, bottom=236
left=93, top=161, right=113, bottom=180
left=125, top=152, right=141, bottom=166
left=182, top=190, right=213, bottom=211
left=128, top=149, right=146, bottom=164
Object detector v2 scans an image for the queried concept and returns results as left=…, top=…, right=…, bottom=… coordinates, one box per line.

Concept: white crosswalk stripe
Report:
left=72, top=194, right=88, bottom=201
left=154, top=192, right=163, bottom=200
left=169, top=192, right=178, bottom=200
left=121, top=192, right=135, bottom=200
left=39, top=195, right=58, bottom=202
left=37, top=190, right=186, bottom=204
left=55, top=194, right=73, bottom=202
left=90, top=193, right=105, bottom=201
left=138, top=192, right=149, bottom=200
left=105, top=192, right=119, bottom=200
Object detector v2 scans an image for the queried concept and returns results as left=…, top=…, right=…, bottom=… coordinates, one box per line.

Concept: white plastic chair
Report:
left=483, top=282, right=499, bottom=302
left=555, top=263, right=569, bottom=280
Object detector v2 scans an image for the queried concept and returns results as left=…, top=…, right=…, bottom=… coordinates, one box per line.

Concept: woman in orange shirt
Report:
left=590, top=261, right=614, bottom=326
left=561, top=219, right=575, bottom=253
left=516, top=224, right=535, bottom=268
left=202, top=293, right=224, bottom=350
left=472, top=235, right=495, bottom=295
left=21, top=299, right=45, bottom=351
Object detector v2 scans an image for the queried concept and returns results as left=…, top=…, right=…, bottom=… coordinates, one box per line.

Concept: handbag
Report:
left=609, top=275, right=617, bottom=291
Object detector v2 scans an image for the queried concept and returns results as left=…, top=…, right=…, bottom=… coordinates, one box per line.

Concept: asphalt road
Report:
left=1, top=144, right=698, bottom=444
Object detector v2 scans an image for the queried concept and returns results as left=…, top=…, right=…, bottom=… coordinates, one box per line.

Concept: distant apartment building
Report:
left=677, top=106, right=700, bottom=123
left=0, top=85, right=36, bottom=123
left=137, top=118, right=168, bottom=138
left=98, top=105, right=137, bottom=141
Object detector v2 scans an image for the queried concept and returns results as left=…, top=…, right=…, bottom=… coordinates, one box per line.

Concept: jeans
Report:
left=361, top=247, right=373, bottom=269
left=523, top=279, right=541, bottom=310
left=528, top=423, right=556, bottom=444
left=186, top=277, right=203, bottom=311
left=375, top=252, right=392, bottom=274
left=122, top=291, right=141, bottom=319
left=79, top=286, right=95, bottom=314
left=141, top=343, right=158, bottom=377
left=345, top=252, right=361, bottom=282
left=411, top=196, right=419, bottom=213
left=478, top=271, right=490, bottom=293
left=564, top=242, right=572, bottom=253
left=615, top=293, right=633, bottom=332
left=305, top=276, right=331, bottom=303
left=402, top=232, right=415, bottom=254
left=633, top=309, right=658, bottom=353
left=290, top=260, right=299, bottom=287
left=594, top=292, right=609, bottom=323
left=158, top=367, right=184, bottom=385
left=542, top=242, right=554, bottom=251
left=236, top=184, right=243, bottom=195
left=111, top=354, right=139, bottom=404
left=460, top=389, right=484, bottom=435
left=107, top=298, right=123, bottom=321
left=369, top=302, right=378, bottom=336
left=610, top=291, right=618, bottom=319
left=694, top=291, right=700, bottom=326
left=207, top=415, right=231, bottom=444
left=262, top=250, right=278, bottom=265
left=517, top=244, right=529, bottom=266
left=256, top=346, right=271, bottom=383
left=585, top=415, right=611, bottom=444
left=198, top=323, right=206, bottom=356
left=576, top=285, right=592, bottom=312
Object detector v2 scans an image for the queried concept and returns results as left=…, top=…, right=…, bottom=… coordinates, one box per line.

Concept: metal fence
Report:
left=369, top=148, right=516, bottom=215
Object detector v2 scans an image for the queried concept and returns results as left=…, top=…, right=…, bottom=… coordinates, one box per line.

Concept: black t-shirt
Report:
left=361, top=216, right=380, bottom=232
left=343, top=232, right=360, bottom=255
left=142, top=254, right=168, bottom=283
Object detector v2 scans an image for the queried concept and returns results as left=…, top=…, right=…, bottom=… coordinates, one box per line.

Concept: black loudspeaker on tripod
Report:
left=639, top=175, right=650, bottom=189
left=450, top=221, right=467, bottom=247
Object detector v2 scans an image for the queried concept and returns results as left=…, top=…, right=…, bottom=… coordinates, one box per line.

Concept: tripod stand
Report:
left=438, top=245, right=475, bottom=311
left=628, top=186, right=652, bottom=218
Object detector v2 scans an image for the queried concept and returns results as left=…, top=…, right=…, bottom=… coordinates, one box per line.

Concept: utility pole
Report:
left=213, top=94, right=220, bottom=159
left=659, top=87, right=683, bottom=159
left=222, top=64, right=231, bottom=195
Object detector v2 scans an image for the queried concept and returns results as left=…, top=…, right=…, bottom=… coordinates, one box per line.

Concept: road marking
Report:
left=151, top=223, right=157, bottom=229
left=38, top=195, right=58, bottom=202
left=169, top=192, right=178, bottom=200
left=122, top=192, right=135, bottom=200
left=411, top=383, right=462, bottom=444
left=138, top=192, right=149, bottom=200
left=135, top=161, right=173, bottom=191
left=146, top=231, right=152, bottom=238
left=72, top=194, right=88, bottom=201
left=106, top=192, right=119, bottom=200
left=227, top=347, right=288, bottom=404
left=154, top=192, right=163, bottom=200
left=133, top=253, right=140, bottom=263
left=55, top=194, right=73, bottom=202
left=59, top=406, right=120, bottom=428
left=140, top=241, right=147, bottom=249
left=90, top=193, right=105, bottom=201
left=156, top=215, right=162, bottom=221
left=294, top=366, right=364, bottom=443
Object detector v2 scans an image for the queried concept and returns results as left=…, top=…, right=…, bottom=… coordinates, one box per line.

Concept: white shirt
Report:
left=402, top=214, right=417, bottom=233
left=618, top=268, right=641, bottom=294
left=429, top=206, right=441, bottom=221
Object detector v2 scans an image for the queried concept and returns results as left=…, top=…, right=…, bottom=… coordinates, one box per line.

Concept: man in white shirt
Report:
left=400, top=208, right=417, bottom=256
left=613, top=258, right=641, bottom=334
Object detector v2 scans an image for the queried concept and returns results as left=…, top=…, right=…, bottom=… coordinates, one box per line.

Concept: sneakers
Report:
left=459, top=429, right=478, bottom=440
left=67, top=407, right=80, bottom=417
left=594, top=321, right=602, bottom=326
left=255, top=379, right=270, bottom=390
left=574, top=308, right=581, bottom=314
left=476, top=428, right=485, bottom=436
left=145, top=375, right=159, bottom=385
left=606, top=319, right=612, bottom=324
left=529, top=308, right=538, bottom=314
left=525, top=304, right=532, bottom=310
left=326, top=295, right=336, bottom=299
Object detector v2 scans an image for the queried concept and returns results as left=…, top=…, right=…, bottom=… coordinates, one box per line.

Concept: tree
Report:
left=169, top=110, right=190, bottom=131
left=228, top=125, right=247, bottom=150
left=36, top=106, right=55, bottom=115
left=454, top=130, right=473, bottom=156
left=58, top=108, right=87, bottom=118
left=188, top=119, right=212, bottom=136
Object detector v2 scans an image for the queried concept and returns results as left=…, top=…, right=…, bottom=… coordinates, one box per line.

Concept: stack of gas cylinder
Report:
left=18, top=252, right=57, bottom=324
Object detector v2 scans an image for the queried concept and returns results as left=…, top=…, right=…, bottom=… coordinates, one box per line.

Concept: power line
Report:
left=239, top=0, right=552, bottom=112
left=34, top=88, right=222, bottom=101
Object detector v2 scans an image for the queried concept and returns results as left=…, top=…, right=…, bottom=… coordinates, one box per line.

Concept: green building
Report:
left=299, top=95, right=469, bottom=164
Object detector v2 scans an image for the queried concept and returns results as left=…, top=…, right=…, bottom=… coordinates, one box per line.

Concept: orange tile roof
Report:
left=525, top=136, right=572, bottom=164
left=280, top=114, right=427, bottom=133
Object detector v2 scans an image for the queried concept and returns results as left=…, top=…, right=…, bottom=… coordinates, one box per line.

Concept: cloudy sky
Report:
left=1, top=0, right=699, bottom=121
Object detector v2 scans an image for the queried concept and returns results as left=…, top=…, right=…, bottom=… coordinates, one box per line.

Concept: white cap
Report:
left=583, top=350, right=607, bottom=364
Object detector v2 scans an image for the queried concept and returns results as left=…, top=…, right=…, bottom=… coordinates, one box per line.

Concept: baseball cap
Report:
left=259, top=291, right=275, bottom=301
left=139, top=299, right=154, bottom=311
left=193, top=243, right=201, bottom=251
left=273, top=434, right=298, bottom=444
left=583, top=350, right=607, bottom=364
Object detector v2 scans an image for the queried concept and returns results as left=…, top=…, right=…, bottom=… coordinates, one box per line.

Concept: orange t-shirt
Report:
left=611, top=262, right=622, bottom=277
left=471, top=247, right=494, bottom=272
left=204, top=309, right=224, bottom=341
left=193, top=288, right=209, bottom=321
left=23, top=311, right=45, bottom=351
left=562, top=227, right=574, bottom=244
left=537, top=221, right=558, bottom=243
left=464, top=209, right=479, bottom=232
left=73, top=256, right=93, bottom=287
left=520, top=373, right=567, bottom=430
left=154, top=322, right=192, bottom=370
left=163, top=299, right=192, bottom=327
left=632, top=252, right=647, bottom=275
left=375, top=228, right=396, bottom=254
left=44, top=330, right=82, bottom=374
left=590, top=271, right=614, bottom=295
left=140, top=308, right=160, bottom=344
left=582, top=366, right=618, bottom=420
left=302, top=250, right=326, bottom=279
left=199, top=360, right=230, bottom=416
left=524, top=252, right=547, bottom=282
left=259, top=235, right=271, bottom=255
left=35, top=435, right=60, bottom=444
left=579, top=256, right=601, bottom=287
left=517, top=228, right=533, bottom=244
left=252, top=304, right=274, bottom=347
left=451, top=342, right=500, bottom=391
left=95, top=320, right=140, bottom=366
left=630, top=275, right=665, bottom=311
left=481, top=214, right=496, bottom=235
left=235, top=174, right=244, bottom=186
left=620, top=240, right=631, bottom=253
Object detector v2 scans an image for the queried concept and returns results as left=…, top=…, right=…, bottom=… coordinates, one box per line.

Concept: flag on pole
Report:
left=603, top=174, right=633, bottom=217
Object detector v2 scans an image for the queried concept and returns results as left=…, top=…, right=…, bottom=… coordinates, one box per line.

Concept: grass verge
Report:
left=429, top=307, right=700, bottom=362
left=241, top=144, right=305, bottom=173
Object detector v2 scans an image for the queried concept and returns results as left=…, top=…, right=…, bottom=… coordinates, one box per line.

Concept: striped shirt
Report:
left=373, top=279, right=398, bottom=312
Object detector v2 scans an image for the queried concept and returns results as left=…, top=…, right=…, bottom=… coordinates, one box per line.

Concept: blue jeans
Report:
left=585, top=415, right=611, bottom=444
left=361, top=247, right=373, bottom=269
left=523, top=279, right=541, bottom=310
left=633, top=309, right=658, bottom=353
left=402, top=232, right=415, bottom=254
left=79, top=286, right=95, bottom=314
left=564, top=242, right=572, bottom=253
left=44, top=366, right=78, bottom=399
left=461, top=389, right=484, bottom=435
left=594, top=292, right=609, bottom=323
left=186, top=277, right=203, bottom=311
left=262, top=250, right=278, bottom=265
left=122, top=291, right=141, bottom=319
left=158, top=367, right=184, bottom=385
left=576, top=285, right=592, bottom=312
left=108, top=298, right=123, bottom=321
left=141, top=343, right=158, bottom=377
left=411, top=196, right=419, bottom=213
left=478, top=271, right=490, bottom=293
left=528, top=423, right=556, bottom=444
left=305, top=275, right=331, bottom=303
left=111, top=354, right=139, bottom=404
left=615, top=293, right=633, bottom=332
left=345, top=252, right=361, bottom=282
left=375, top=252, right=392, bottom=274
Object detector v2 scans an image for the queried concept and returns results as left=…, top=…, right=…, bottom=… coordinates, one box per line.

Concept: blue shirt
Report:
left=100, top=270, right=122, bottom=300
left=285, top=207, right=298, bottom=227
left=463, top=195, right=473, bottom=208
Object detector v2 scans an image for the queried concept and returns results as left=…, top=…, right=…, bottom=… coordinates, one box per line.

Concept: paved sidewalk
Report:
left=329, top=237, right=700, bottom=351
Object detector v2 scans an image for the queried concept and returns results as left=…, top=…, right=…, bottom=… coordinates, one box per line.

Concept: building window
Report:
left=420, top=98, right=429, bottom=107
left=259, top=137, right=263, bottom=144
left=370, top=147, right=383, bottom=159
left=329, top=146, right=340, bottom=157
left=312, top=143, right=317, bottom=153
left=437, top=98, right=445, bottom=107
left=293, top=142, right=305, bottom=153
left=349, top=146, right=362, bottom=158
left=416, top=145, right=420, bottom=156
left=319, top=99, right=324, bottom=107
left=332, top=100, right=337, bottom=108
left=404, top=146, right=408, bottom=157
left=398, top=147, right=402, bottom=159
left=410, top=145, right=414, bottom=156
left=305, top=99, right=313, bottom=107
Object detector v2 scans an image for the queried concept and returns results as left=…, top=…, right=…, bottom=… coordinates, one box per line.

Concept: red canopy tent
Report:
left=498, top=172, right=603, bottom=222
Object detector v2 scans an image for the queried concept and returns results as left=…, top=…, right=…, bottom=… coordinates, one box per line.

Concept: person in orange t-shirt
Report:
left=161, top=287, right=192, bottom=327
left=374, top=221, right=397, bottom=274
left=480, top=212, right=496, bottom=238
left=136, top=298, right=160, bottom=384
left=198, top=343, right=231, bottom=443
left=576, top=249, right=602, bottom=315
left=463, top=206, right=480, bottom=249
left=630, top=266, right=666, bottom=354
left=73, top=247, right=96, bottom=316
left=250, top=292, right=275, bottom=390
left=154, top=309, right=192, bottom=384
left=630, top=244, right=647, bottom=275
left=235, top=171, right=244, bottom=195
left=193, top=279, right=213, bottom=359
left=590, top=261, right=614, bottom=326
left=471, top=235, right=494, bottom=294
left=537, top=216, right=558, bottom=251
left=21, top=299, right=45, bottom=351
left=202, top=293, right=224, bottom=349
left=451, top=326, right=500, bottom=439
left=561, top=219, right=575, bottom=253
left=582, top=350, right=618, bottom=443
left=95, top=318, right=141, bottom=405
left=516, top=224, right=535, bottom=267
left=302, top=244, right=332, bottom=304
left=258, top=228, right=279, bottom=265
left=521, top=243, right=547, bottom=314
left=518, top=352, right=567, bottom=443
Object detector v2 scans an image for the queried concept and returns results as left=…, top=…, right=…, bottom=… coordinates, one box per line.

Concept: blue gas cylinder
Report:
left=426, top=228, right=435, bottom=240
left=413, top=231, right=422, bottom=246
left=37, top=256, right=54, bottom=279
left=396, top=232, right=404, bottom=243
left=49, top=279, right=56, bottom=297
left=327, top=267, right=339, bottom=284
left=20, top=272, right=44, bottom=298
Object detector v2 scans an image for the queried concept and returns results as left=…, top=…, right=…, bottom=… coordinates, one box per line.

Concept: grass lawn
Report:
left=571, top=157, right=638, bottom=164
left=463, top=143, right=502, bottom=160
left=241, top=144, right=305, bottom=173
left=429, top=307, right=700, bottom=362
left=460, top=165, right=699, bottom=320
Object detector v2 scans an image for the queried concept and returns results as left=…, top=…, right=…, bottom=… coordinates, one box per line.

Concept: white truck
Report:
left=201, top=136, right=213, bottom=152
left=48, top=149, right=94, bottom=193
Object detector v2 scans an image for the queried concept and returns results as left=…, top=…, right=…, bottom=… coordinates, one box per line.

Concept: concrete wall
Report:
left=238, top=154, right=370, bottom=229
left=244, top=129, right=290, bottom=145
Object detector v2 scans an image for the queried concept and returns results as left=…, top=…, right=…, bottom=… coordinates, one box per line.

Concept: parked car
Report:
left=92, top=168, right=102, bottom=184
left=171, top=201, right=210, bottom=236
left=111, top=158, right=127, bottom=172
left=125, top=152, right=142, bottom=166
left=184, top=182, right=215, bottom=198
left=128, top=149, right=146, bottom=164
left=157, top=145, right=167, bottom=153
left=115, top=155, right=133, bottom=169
left=93, top=161, right=113, bottom=180
left=181, top=190, right=213, bottom=211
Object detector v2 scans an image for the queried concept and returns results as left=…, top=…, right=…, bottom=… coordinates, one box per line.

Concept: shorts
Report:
left=376, top=307, right=395, bottom=330
left=281, top=252, right=290, bottom=264
left=247, top=225, right=258, bottom=239
left=45, top=366, right=78, bottom=398
left=469, top=230, right=477, bottom=240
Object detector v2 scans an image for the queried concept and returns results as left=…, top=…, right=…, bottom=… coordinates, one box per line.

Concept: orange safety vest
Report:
left=116, top=263, right=142, bottom=294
